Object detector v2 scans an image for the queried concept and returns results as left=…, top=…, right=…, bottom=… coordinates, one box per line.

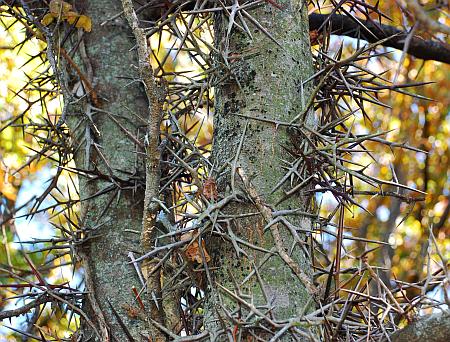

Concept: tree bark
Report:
left=205, top=1, right=316, bottom=340
left=29, top=0, right=450, bottom=341
left=388, top=312, right=450, bottom=342
left=66, top=0, right=149, bottom=340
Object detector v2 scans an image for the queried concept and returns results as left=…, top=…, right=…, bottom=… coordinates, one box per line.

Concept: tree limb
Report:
left=121, top=0, right=168, bottom=340
left=2, top=1, right=449, bottom=64
left=309, top=13, right=450, bottom=64
left=387, top=311, right=450, bottom=342
left=0, top=295, right=49, bottom=320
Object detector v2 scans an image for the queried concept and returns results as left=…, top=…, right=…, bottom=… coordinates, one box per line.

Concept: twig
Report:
left=121, top=0, right=166, bottom=338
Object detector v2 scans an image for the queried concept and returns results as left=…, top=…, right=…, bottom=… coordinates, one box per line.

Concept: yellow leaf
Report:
left=32, top=29, right=45, bottom=41
left=41, top=13, right=55, bottom=26
left=75, top=15, right=92, bottom=32
left=0, top=184, right=17, bottom=201
left=64, top=11, right=79, bottom=25
left=49, top=0, right=72, bottom=16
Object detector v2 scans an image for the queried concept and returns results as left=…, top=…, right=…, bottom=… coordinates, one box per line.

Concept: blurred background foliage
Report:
left=315, top=0, right=450, bottom=300
left=0, top=0, right=449, bottom=339
left=0, top=13, right=80, bottom=340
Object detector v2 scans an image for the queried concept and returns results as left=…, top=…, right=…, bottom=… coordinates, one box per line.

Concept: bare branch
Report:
left=388, top=311, right=450, bottom=342
left=309, top=13, right=450, bottom=64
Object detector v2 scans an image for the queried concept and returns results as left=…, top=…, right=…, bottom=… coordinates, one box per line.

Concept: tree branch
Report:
left=387, top=311, right=450, bottom=342
left=121, top=0, right=168, bottom=340
left=0, top=295, right=49, bottom=320
left=309, top=13, right=450, bottom=64
left=2, top=1, right=449, bottom=64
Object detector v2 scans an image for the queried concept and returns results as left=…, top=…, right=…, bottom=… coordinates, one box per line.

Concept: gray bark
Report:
left=388, top=311, right=450, bottom=342
left=205, top=1, right=316, bottom=340
left=66, top=0, right=149, bottom=340
left=60, top=1, right=450, bottom=342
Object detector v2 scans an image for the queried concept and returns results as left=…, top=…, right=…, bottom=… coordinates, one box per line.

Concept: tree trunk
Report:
left=205, top=1, right=317, bottom=340
left=66, top=0, right=149, bottom=340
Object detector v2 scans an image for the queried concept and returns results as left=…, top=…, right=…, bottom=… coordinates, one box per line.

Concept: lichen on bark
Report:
left=205, top=1, right=317, bottom=339
left=65, top=0, right=151, bottom=340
